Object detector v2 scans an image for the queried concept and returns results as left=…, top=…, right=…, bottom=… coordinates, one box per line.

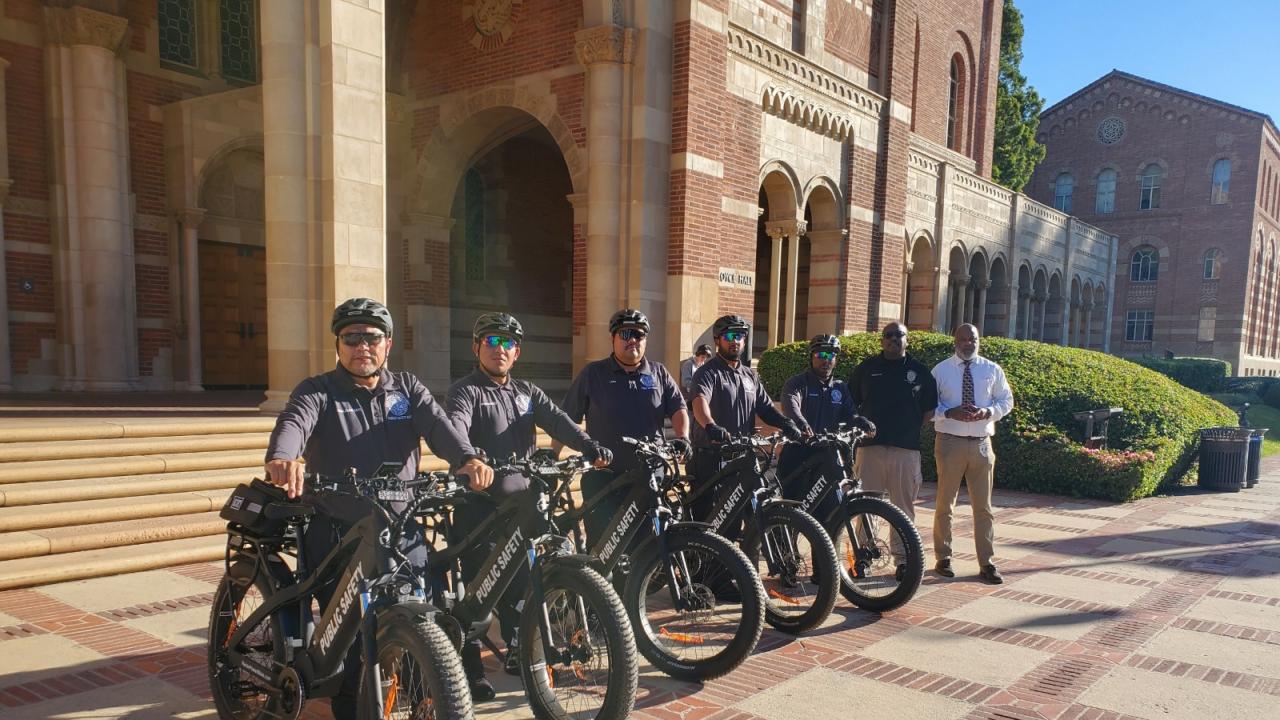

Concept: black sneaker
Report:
left=934, top=560, right=955, bottom=578
left=979, top=565, right=1004, bottom=585
left=470, top=677, right=496, bottom=702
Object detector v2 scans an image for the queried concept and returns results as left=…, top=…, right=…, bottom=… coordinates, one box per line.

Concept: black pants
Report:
left=301, top=516, right=430, bottom=720
left=452, top=471, right=531, bottom=681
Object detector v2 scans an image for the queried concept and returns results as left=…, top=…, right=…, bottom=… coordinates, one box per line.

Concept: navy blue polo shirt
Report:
left=780, top=370, right=855, bottom=434
left=446, top=368, right=595, bottom=464
left=690, top=355, right=780, bottom=447
left=562, top=355, right=685, bottom=472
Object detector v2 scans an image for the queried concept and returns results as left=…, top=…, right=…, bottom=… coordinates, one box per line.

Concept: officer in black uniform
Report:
left=265, top=298, right=493, bottom=720
left=445, top=311, right=610, bottom=698
left=560, top=308, right=691, bottom=546
left=689, top=315, right=803, bottom=523
left=777, top=334, right=875, bottom=520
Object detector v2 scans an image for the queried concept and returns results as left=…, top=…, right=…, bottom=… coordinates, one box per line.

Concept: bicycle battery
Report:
left=220, top=478, right=290, bottom=536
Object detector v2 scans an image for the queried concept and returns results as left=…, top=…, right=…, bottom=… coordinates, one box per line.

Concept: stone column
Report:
left=259, top=0, right=387, bottom=412
left=785, top=220, right=806, bottom=342
left=950, top=274, right=970, bottom=332
left=400, top=211, right=454, bottom=394
left=1034, top=291, right=1048, bottom=340
left=45, top=6, right=137, bottom=390
left=1081, top=300, right=1094, bottom=349
left=932, top=267, right=949, bottom=331
left=0, top=56, right=11, bottom=390
left=766, top=226, right=785, bottom=348
left=1017, top=288, right=1031, bottom=339
left=176, top=208, right=205, bottom=390
left=576, top=24, right=633, bottom=361
left=974, top=279, right=989, bottom=333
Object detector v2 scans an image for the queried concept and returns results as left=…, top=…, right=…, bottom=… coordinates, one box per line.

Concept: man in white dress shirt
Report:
left=931, top=323, right=1014, bottom=584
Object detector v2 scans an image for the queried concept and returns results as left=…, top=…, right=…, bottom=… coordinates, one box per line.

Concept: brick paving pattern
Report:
left=1, top=460, right=1278, bottom=720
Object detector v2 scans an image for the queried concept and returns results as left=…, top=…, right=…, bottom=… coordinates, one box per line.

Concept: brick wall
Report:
left=824, top=0, right=878, bottom=78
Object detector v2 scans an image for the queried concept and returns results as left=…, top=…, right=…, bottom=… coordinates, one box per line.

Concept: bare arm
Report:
left=671, top=408, right=690, bottom=438
left=693, top=395, right=714, bottom=428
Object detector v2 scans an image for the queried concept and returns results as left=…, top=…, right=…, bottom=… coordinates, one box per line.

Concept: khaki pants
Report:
left=855, top=445, right=922, bottom=561
left=932, top=433, right=996, bottom=566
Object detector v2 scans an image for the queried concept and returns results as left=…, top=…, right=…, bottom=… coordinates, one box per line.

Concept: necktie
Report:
left=962, top=359, right=975, bottom=407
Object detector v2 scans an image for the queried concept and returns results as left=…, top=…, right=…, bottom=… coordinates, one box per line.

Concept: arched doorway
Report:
left=754, top=167, right=800, bottom=357
left=906, top=234, right=936, bottom=330
left=197, top=147, right=266, bottom=389
left=800, top=181, right=842, bottom=336
left=1044, top=272, right=1064, bottom=343
left=945, top=246, right=968, bottom=333
left=984, top=256, right=1009, bottom=336
left=448, top=124, right=575, bottom=396
left=966, top=251, right=990, bottom=332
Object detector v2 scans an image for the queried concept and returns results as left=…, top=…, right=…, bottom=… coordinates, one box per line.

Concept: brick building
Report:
left=0, top=0, right=1113, bottom=406
left=1029, top=70, right=1280, bottom=376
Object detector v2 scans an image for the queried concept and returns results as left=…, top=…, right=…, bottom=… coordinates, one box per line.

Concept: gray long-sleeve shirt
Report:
left=446, top=368, right=595, bottom=463
left=265, top=365, right=477, bottom=482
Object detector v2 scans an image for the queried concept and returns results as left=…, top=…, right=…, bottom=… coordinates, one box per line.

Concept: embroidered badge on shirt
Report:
left=639, top=374, right=656, bottom=390
left=516, top=393, right=532, bottom=416
left=385, top=391, right=411, bottom=420
left=742, top=377, right=755, bottom=394
left=831, top=388, right=842, bottom=403
left=906, top=370, right=917, bottom=383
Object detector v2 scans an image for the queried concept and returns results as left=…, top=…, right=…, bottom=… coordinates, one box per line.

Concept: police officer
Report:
left=689, top=315, right=803, bottom=523
left=560, top=309, right=691, bottom=546
left=446, top=311, right=610, bottom=698
left=778, top=334, right=876, bottom=519
left=265, top=298, right=493, bottom=720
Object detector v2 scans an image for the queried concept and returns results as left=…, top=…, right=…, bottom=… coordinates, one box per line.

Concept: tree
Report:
left=992, top=0, right=1045, bottom=193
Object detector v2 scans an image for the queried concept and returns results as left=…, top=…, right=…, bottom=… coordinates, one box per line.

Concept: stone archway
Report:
left=755, top=165, right=801, bottom=356
left=800, top=179, right=843, bottom=336
left=1045, top=272, right=1064, bottom=344
left=945, top=245, right=968, bottom=333
left=984, top=256, right=1010, bottom=337
left=905, top=234, right=936, bottom=330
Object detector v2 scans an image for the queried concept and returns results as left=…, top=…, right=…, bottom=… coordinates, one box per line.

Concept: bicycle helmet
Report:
left=472, top=312, right=524, bottom=341
left=809, top=334, right=840, bottom=354
left=712, top=314, right=750, bottom=338
left=331, top=298, right=393, bottom=336
left=609, top=308, right=651, bottom=334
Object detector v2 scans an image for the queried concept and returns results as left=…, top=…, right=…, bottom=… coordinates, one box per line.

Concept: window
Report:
left=947, top=56, right=962, bottom=151
left=219, top=0, right=258, bottom=84
left=158, top=0, right=198, bottom=68
left=790, top=1, right=806, bottom=54
left=1198, top=307, right=1217, bottom=342
left=1140, top=164, right=1163, bottom=210
left=1203, top=249, right=1221, bottom=280
left=1095, top=169, right=1116, bottom=214
left=1053, top=173, right=1074, bottom=213
left=1211, top=158, right=1231, bottom=204
left=1130, top=247, right=1159, bottom=283
left=1125, top=310, right=1154, bottom=342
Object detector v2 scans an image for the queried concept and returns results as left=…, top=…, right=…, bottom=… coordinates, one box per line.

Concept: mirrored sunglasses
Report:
left=482, top=335, right=519, bottom=350
left=722, top=330, right=747, bottom=342
left=814, top=350, right=838, bottom=361
left=882, top=331, right=907, bottom=339
left=618, top=328, right=647, bottom=342
left=339, top=332, right=386, bottom=347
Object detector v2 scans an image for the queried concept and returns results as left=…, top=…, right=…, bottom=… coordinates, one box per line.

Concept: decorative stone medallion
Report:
left=1096, top=117, right=1126, bottom=145
left=463, top=0, right=523, bottom=50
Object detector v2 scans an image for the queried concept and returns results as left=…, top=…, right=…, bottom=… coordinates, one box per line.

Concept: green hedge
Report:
left=1127, top=356, right=1231, bottom=393
left=758, top=333, right=1236, bottom=502
left=1263, top=382, right=1280, bottom=410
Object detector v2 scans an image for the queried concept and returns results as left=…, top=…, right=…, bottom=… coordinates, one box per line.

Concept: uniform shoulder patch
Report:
left=386, top=391, right=411, bottom=419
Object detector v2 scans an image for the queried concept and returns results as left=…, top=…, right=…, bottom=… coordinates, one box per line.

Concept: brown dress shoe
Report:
left=934, top=560, right=955, bottom=578
left=979, top=565, right=1004, bottom=584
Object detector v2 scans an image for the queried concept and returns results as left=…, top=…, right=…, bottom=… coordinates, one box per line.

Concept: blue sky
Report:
left=1018, top=1, right=1280, bottom=121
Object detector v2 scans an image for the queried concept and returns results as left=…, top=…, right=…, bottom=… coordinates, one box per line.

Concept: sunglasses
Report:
left=814, top=351, right=838, bottom=361
left=722, top=330, right=747, bottom=342
left=339, top=332, right=386, bottom=347
left=882, top=331, right=907, bottom=339
left=617, top=328, right=647, bottom=342
left=481, top=335, right=519, bottom=350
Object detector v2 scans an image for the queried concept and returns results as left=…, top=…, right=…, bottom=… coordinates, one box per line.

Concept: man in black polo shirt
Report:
left=446, top=311, right=609, bottom=698
left=689, top=314, right=803, bottom=522
left=778, top=334, right=876, bottom=519
left=848, top=322, right=937, bottom=543
left=560, top=308, right=691, bottom=545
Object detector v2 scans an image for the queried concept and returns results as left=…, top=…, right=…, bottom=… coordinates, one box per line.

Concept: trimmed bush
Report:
left=1128, top=356, right=1231, bottom=393
left=758, top=333, right=1236, bottom=502
left=1264, top=381, right=1280, bottom=410
left=1225, top=376, right=1278, bottom=399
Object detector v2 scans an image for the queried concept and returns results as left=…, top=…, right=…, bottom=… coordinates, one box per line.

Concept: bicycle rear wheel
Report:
left=830, top=496, right=924, bottom=612
left=357, top=614, right=474, bottom=720
left=207, top=569, right=290, bottom=720
left=519, top=563, right=638, bottom=720
left=743, top=503, right=839, bottom=634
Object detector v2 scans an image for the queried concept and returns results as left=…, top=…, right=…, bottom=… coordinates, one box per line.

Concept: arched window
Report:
left=1131, top=247, right=1159, bottom=283
left=1095, top=169, right=1116, bottom=214
left=1053, top=173, right=1074, bottom=213
left=947, top=56, right=963, bottom=151
left=1140, top=164, right=1163, bottom=210
left=1211, top=158, right=1231, bottom=204
left=1203, top=249, right=1221, bottom=280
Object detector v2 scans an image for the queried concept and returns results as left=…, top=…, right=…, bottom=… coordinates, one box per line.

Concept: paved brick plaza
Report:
left=1, top=464, right=1277, bottom=720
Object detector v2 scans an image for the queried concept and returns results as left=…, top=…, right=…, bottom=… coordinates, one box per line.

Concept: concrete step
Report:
left=0, top=449, right=266, bottom=486
left=0, top=535, right=225, bottom=591
left=0, top=432, right=270, bottom=463
left=0, top=466, right=256, bottom=507
left=0, top=489, right=232, bottom=531
left=0, top=416, right=275, bottom=443
left=0, top=511, right=227, bottom=561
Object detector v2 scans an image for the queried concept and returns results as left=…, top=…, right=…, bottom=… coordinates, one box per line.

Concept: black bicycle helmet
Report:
left=712, top=314, right=750, bottom=338
left=472, top=312, right=524, bottom=341
left=809, top=334, right=840, bottom=354
left=331, top=298, right=393, bottom=336
left=609, top=308, right=651, bottom=334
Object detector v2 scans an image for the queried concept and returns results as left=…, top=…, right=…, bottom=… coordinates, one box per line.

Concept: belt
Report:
left=937, top=432, right=989, bottom=440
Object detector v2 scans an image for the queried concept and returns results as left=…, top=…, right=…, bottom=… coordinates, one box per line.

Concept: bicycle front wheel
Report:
left=357, top=614, right=474, bottom=720
left=743, top=503, right=839, bottom=634
left=519, top=563, right=638, bottom=720
left=831, top=496, right=924, bottom=612
left=207, top=568, right=290, bottom=720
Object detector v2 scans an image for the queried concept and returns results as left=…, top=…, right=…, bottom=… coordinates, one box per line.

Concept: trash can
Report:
left=1246, top=428, right=1268, bottom=488
left=1199, top=427, right=1251, bottom=492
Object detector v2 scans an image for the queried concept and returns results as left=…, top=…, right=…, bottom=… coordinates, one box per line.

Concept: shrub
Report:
left=1264, top=381, right=1280, bottom=410
left=1223, top=376, right=1278, bottom=398
left=757, top=333, right=1236, bottom=502
left=1128, top=356, right=1231, bottom=393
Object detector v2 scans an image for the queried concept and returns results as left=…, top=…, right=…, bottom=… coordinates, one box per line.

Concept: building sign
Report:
left=719, top=267, right=755, bottom=289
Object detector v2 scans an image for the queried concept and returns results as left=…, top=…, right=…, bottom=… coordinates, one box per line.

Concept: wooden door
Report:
left=199, top=241, right=268, bottom=387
